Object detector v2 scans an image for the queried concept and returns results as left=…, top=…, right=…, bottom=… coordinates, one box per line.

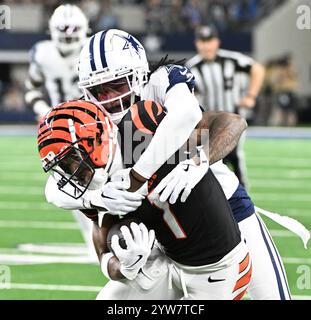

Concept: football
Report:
left=106, top=217, right=141, bottom=254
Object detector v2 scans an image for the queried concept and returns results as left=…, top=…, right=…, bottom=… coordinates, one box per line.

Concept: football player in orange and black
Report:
left=38, top=99, right=251, bottom=300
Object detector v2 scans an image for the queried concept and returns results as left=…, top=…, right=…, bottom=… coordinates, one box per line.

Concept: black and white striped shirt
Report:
left=186, top=49, right=254, bottom=113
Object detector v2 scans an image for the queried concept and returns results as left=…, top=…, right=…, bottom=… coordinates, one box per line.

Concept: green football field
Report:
left=0, top=136, right=310, bottom=299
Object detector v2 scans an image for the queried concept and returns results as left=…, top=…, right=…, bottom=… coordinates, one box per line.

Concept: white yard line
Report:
left=269, top=229, right=311, bottom=238
left=6, top=283, right=102, bottom=292
left=292, top=295, right=311, bottom=300
left=282, top=257, right=311, bottom=265
left=0, top=186, right=43, bottom=195
left=249, top=170, right=311, bottom=179
left=0, top=173, right=45, bottom=181
left=0, top=253, right=95, bottom=265
left=249, top=180, right=311, bottom=189
left=0, top=243, right=87, bottom=255
left=0, top=220, right=79, bottom=230
left=0, top=161, right=41, bottom=166
left=17, top=243, right=88, bottom=255
left=252, top=194, right=311, bottom=202
left=247, top=157, right=311, bottom=163
left=248, top=162, right=311, bottom=168
left=264, top=209, right=311, bottom=217
left=0, top=201, right=56, bottom=210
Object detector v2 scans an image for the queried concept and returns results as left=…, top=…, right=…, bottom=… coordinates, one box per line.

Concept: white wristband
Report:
left=100, top=252, right=114, bottom=280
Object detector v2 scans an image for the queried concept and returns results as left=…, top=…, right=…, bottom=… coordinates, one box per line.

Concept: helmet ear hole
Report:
left=96, top=132, right=102, bottom=145
left=87, top=138, right=94, bottom=147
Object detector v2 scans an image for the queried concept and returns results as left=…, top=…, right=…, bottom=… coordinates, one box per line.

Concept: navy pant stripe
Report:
left=259, top=217, right=291, bottom=299
left=255, top=214, right=286, bottom=300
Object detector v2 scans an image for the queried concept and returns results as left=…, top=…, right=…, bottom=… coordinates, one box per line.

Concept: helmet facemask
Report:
left=47, top=142, right=96, bottom=199
left=80, top=67, right=148, bottom=124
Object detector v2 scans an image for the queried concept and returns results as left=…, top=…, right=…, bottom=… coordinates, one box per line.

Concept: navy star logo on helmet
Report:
left=116, top=34, right=143, bottom=57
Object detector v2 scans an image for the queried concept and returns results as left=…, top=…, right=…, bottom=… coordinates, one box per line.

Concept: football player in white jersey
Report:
left=24, top=4, right=88, bottom=119
left=24, top=4, right=98, bottom=262
left=47, top=29, right=291, bottom=299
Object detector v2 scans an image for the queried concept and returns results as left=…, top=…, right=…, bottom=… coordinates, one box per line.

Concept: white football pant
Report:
left=96, top=241, right=251, bottom=300
left=238, top=212, right=291, bottom=300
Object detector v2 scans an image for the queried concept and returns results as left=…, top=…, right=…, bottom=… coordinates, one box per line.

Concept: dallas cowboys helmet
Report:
left=49, top=4, right=88, bottom=55
left=78, top=29, right=149, bottom=123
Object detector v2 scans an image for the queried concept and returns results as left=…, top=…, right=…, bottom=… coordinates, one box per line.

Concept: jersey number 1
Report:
left=147, top=191, right=187, bottom=239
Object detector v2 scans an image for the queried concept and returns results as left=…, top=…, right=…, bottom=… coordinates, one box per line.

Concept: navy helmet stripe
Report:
left=89, top=35, right=96, bottom=71
left=99, top=31, right=108, bottom=69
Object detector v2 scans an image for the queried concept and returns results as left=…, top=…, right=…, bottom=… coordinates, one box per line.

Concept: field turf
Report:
left=0, top=136, right=310, bottom=299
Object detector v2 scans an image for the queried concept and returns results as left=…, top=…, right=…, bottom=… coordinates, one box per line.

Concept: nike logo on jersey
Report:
left=128, top=255, right=143, bottom=268
left=208, top=276, right=225, bottom=283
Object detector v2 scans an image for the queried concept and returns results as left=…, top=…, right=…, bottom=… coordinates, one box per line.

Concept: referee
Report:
left=186, top=25, right=265, bottom=187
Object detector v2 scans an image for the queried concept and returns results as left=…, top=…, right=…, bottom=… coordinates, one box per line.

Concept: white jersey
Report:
left=140, top=64, right=239, bottom=199
left=27, top=40, right=82, bottom=106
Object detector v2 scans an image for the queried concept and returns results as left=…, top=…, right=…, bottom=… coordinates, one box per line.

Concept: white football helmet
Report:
left=49, top=4, right=88, bottom=55
left=78, top=29, right=149, bottom=123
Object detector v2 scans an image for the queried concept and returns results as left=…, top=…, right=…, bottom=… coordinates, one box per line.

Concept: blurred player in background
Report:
left=24, top=4, right=88, bottom=119
left=24, top=4, right=96, bottom=262
left=186, top=25, right=266, bottom=187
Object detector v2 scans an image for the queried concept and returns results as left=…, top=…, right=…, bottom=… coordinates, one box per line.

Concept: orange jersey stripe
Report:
left=130, top=103, right=154, bottom=135
left=144, top=101, right=158, bottom=125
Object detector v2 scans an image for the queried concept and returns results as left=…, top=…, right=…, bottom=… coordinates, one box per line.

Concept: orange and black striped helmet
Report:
left=37, top=100, right=117, bottom=198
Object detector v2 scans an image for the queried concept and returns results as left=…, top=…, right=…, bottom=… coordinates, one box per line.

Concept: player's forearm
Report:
left=107, top=256, right=125, bottom=280
left=248, top=63, right=265, bottom=98
left=93, top=217, right=125, bottom=280
left=194, top=112, right=247, bottom=165
left=132, top=84, right=202, bottom=180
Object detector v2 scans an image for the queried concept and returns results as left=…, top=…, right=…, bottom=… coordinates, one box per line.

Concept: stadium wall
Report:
left=253, top=0, right=311, bottom=96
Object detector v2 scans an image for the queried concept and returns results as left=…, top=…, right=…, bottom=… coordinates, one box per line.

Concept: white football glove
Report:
left=111, top=168, right=148, bottom=197
left=111, top=222, right=155, bottom=280
left=154, top=147, right=209, bottom=204
left=87, top=181, right=145, bottom=215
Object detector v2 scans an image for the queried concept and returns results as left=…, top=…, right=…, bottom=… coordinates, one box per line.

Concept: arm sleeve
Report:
left=133, top=82, right=202, bottom=179
left=45, top=176, right=88, bottom=210
left=45, top=176, right=99, bottom=222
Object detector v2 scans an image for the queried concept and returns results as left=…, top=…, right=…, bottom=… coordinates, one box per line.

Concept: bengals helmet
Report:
left=37, top=100, right=117, bottom=199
